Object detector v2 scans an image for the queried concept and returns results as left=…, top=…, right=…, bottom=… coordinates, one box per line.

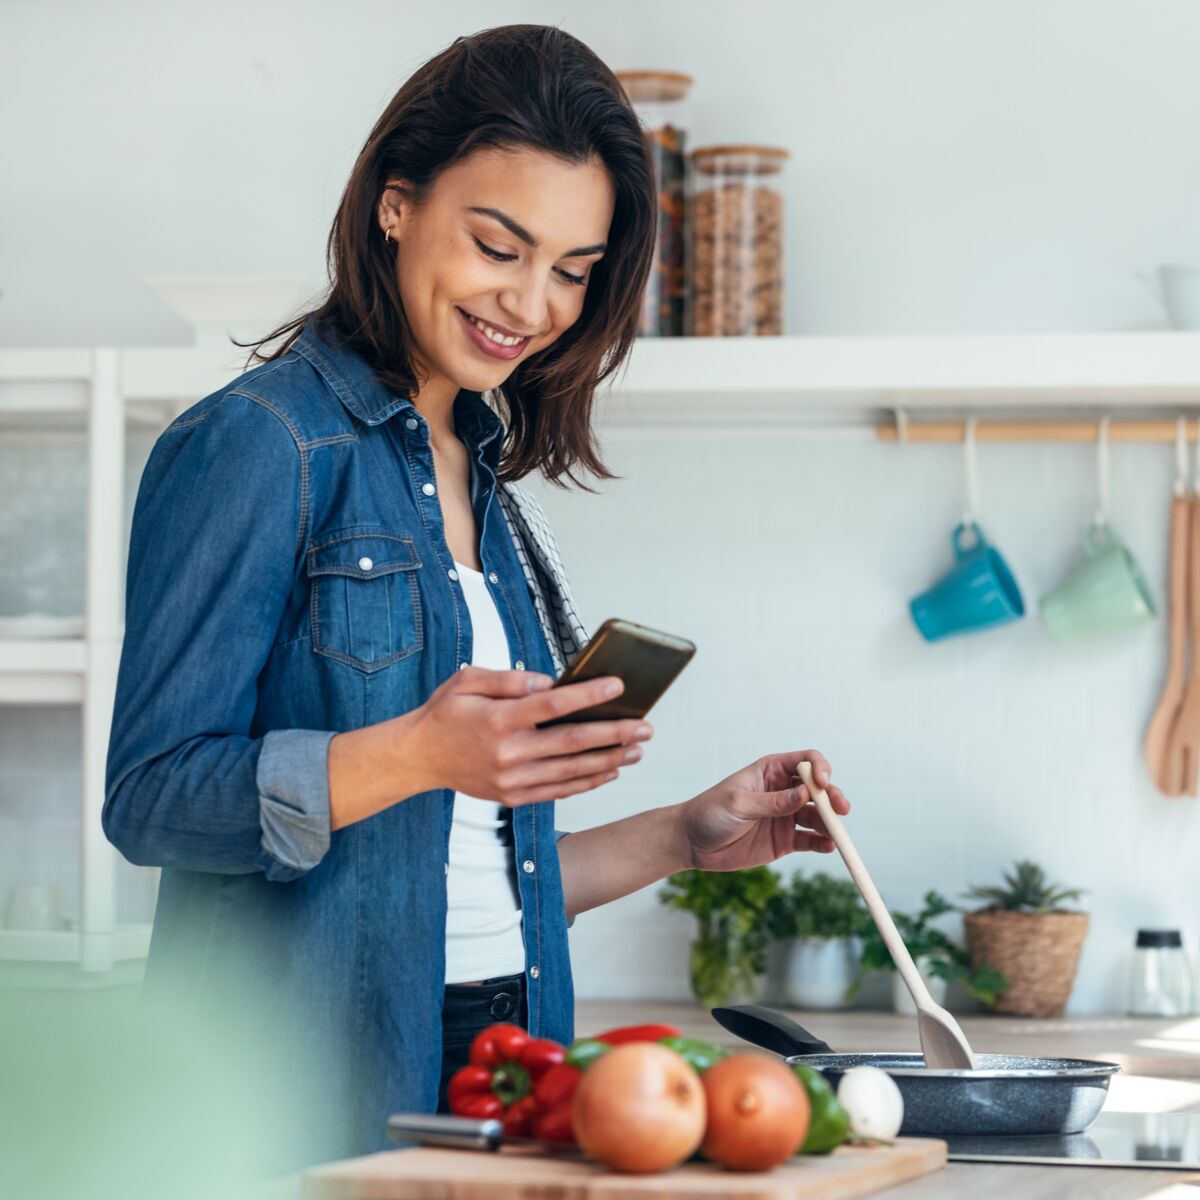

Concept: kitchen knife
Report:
left=386, top=1112, right=585, bottom=1156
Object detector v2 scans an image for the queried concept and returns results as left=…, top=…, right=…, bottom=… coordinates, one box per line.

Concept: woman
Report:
left=103, top=24, right=850, bottom=1168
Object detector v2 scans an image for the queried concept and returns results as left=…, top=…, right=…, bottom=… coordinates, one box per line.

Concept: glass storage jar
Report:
left=689, top=144, right=789, bottom=336
left=1129, top=929, right=1194, bottom=1017
left=615, top=70, right=693, bottom=337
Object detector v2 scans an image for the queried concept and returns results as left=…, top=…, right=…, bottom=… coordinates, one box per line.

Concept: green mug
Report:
left=1039, top=522, right=1156, bottom=639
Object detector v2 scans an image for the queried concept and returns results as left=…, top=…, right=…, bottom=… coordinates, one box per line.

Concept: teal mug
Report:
left=1040, top=522, right=1156, bottom=639
left=910, top=522, right=1026, bottom=642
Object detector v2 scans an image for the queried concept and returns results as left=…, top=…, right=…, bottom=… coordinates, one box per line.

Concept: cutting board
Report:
left=302, top=1138, right=947, bottom=1199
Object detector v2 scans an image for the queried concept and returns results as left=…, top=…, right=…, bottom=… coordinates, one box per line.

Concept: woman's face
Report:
left=379, top=146, right=616, bottom=399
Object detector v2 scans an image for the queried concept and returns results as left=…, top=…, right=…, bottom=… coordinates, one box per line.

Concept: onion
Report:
left=571, top=1043, right=706, bottom=1173
left=836, top=1066, right=904, bottom=1142
left=700, top=1054, right=811, bottom=1171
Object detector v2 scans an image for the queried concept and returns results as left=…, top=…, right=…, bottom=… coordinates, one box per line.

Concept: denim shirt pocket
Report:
left=307, top=529, right=424, bottom=672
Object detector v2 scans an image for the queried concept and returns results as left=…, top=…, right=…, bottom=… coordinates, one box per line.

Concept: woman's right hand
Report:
left=408, top=666, right=654, bottom=807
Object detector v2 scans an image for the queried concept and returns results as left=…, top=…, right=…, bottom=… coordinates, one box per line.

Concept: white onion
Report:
left=836, top=1066, right=904, bottom=1142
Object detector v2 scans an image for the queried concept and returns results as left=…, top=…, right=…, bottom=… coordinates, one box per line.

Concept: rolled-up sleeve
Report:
left=103, top=391, right=334, bottom=882
left=255, top=728, right=337, bottom=882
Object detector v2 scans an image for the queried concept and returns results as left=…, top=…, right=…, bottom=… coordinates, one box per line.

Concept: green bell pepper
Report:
left=657, top=1035, right=728, bottom=1075
left=791, top=1063, right=852, bottom=1155
left=563, top=1037, right=611, bottom=1070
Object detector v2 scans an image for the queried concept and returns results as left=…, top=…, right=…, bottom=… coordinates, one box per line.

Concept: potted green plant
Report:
left=659, top=867, right=780, bottom=1008
left=852, top=890, right=1007, bottom=1014
left=765, top=871, right=869, bottom=1009
left=963, top=860, right=1087, bottom=1018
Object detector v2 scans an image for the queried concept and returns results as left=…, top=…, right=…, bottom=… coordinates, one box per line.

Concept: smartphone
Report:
left=538, top=618, right=696, bottom=727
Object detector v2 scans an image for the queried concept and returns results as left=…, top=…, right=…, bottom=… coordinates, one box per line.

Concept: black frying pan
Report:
left=712, top=1005, right=1119, bottom=1137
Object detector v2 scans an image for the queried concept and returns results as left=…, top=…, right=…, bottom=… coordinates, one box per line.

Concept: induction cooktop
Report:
left=945, top=1111, right=1200, bottom=1169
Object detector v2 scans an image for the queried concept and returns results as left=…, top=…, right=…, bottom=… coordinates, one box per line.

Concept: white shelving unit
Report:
left=4, top=330, right=1200, bottom=979
left=0, top=347, right=160, bottom=978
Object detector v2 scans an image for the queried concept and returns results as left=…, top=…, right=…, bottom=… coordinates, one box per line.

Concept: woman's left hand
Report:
left=676, top=751, right=850, bottom=872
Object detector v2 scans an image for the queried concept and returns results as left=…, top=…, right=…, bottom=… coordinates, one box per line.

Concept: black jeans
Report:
left=436, top=972, right=528, bottom=1114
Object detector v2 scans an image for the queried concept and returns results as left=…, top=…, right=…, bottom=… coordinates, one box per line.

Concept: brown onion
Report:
left=700, top=1054, right=811, bottom=1171
left=571, top=1043, right=706, bottom=1173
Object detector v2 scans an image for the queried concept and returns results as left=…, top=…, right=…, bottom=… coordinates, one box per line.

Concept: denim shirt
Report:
left=103, top=318, right=574, bottom=1168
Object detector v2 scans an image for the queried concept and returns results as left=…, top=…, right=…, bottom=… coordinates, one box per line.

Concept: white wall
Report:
left=528, top=433, right=1197, bottom=1011
left=4, top=0, right=1199, bottom=343
left=4, top=0, right=1200, bottom=1011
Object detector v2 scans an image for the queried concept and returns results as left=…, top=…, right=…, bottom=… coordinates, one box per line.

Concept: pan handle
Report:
left=710, top=1005, right=834, bottom=1057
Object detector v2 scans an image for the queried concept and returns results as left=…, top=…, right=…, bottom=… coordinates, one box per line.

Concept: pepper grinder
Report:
left=1129, top=929, right=1194, bottom=1017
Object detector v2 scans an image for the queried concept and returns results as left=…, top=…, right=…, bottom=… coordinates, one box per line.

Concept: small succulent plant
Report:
left=965, top=860, right=1085, bottom=915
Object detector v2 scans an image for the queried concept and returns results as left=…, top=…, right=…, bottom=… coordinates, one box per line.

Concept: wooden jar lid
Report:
left=615, top=70, right=694, bottom=103
left=691, top=145, right=790, bottom=176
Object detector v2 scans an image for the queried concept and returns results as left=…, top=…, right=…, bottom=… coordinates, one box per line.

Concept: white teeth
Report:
left=465, top=312, right=526, bottom=347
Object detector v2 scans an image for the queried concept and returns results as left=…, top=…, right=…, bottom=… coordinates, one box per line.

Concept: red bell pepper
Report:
left=593, top=1022, right=682, bottom=1045
left=447, top=1023, right=567, bottom=1137
left=530, top=1061, right=583, bottom=1143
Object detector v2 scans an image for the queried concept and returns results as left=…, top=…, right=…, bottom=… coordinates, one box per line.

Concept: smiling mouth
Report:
left=457, top=307, right=533, bottom=347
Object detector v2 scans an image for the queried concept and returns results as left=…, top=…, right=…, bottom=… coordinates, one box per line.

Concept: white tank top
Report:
left=443, top=560, right=526, bottom=984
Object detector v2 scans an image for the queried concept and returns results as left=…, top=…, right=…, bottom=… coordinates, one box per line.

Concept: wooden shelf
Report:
left=0, top=923, right=152, bottom=965
left=0, top=348, right=93, bottom=381
left=5, top=334, right=1200, bottom=431
left=0, top=638, right=87, bottom=702
left=0, top=929, right=79, bottom=963
left=600, top=332, right=1200, bottom=422
left=0, top=638, right=87, bottom=673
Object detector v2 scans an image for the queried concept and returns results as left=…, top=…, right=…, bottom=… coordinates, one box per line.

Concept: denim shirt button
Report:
left=422, top=482, right=436, bottom=497
left=487, top=571, right=499, bottom=584
left=458, top=662, right=469, bottom=671
left=448, top=568, right=459, bottom=582
left=514, top=660, right=525, bottom=670
left=405, top=417, right=419, bottom=431
left=357, top=556, right=373, bottom=571
left=529, top=965, right=540, bottom=980
left=522, top=859, right=535, bottom=874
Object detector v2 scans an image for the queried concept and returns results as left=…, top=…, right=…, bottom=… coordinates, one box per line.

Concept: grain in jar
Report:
left=689, top=145, right=789, bottom=337
left=616, top=70, right=693, bottom=337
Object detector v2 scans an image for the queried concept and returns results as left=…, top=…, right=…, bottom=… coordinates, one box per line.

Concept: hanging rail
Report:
left=878, top=417, right=1200, bottom=444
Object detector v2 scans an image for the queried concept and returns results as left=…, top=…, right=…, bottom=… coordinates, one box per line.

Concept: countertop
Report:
left=577, top=999, right=1200, bottom=1082
left=272, top=1003, right=1200, bottom=1200
left=573, top=1001, right=1200, bottom=1198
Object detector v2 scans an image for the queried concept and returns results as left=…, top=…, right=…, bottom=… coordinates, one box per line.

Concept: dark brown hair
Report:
left=240, top=24, right=656, bottom=488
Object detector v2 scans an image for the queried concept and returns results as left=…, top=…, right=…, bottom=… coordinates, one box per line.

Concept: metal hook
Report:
left=1094, top=415, right=1111, bottom=530
left=962, top=416, right=980, bottom=527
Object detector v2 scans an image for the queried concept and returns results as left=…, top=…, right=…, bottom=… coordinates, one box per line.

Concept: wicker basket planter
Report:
left=963, top=909, right=1088, bottom=1017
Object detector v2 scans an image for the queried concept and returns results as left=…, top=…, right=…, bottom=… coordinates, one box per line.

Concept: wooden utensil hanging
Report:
left=1161, top=427, right=1200, bottom=796
left=1145, top=420, right=1194, bottom=796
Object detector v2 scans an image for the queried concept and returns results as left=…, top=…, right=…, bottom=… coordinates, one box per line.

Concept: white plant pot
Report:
left=891, top=958, right=948, bottom=1015
left=764, top=939, right=791, bottom=1005
left=784, top=936, right=860, bottom=1009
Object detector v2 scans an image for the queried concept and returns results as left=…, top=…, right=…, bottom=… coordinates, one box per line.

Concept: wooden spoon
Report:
left=1162, top=494, right=1200, bottom=796
left=1145, top=494, right=1191, bottom=795
left=796, top=761, right=976, bottom=1070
